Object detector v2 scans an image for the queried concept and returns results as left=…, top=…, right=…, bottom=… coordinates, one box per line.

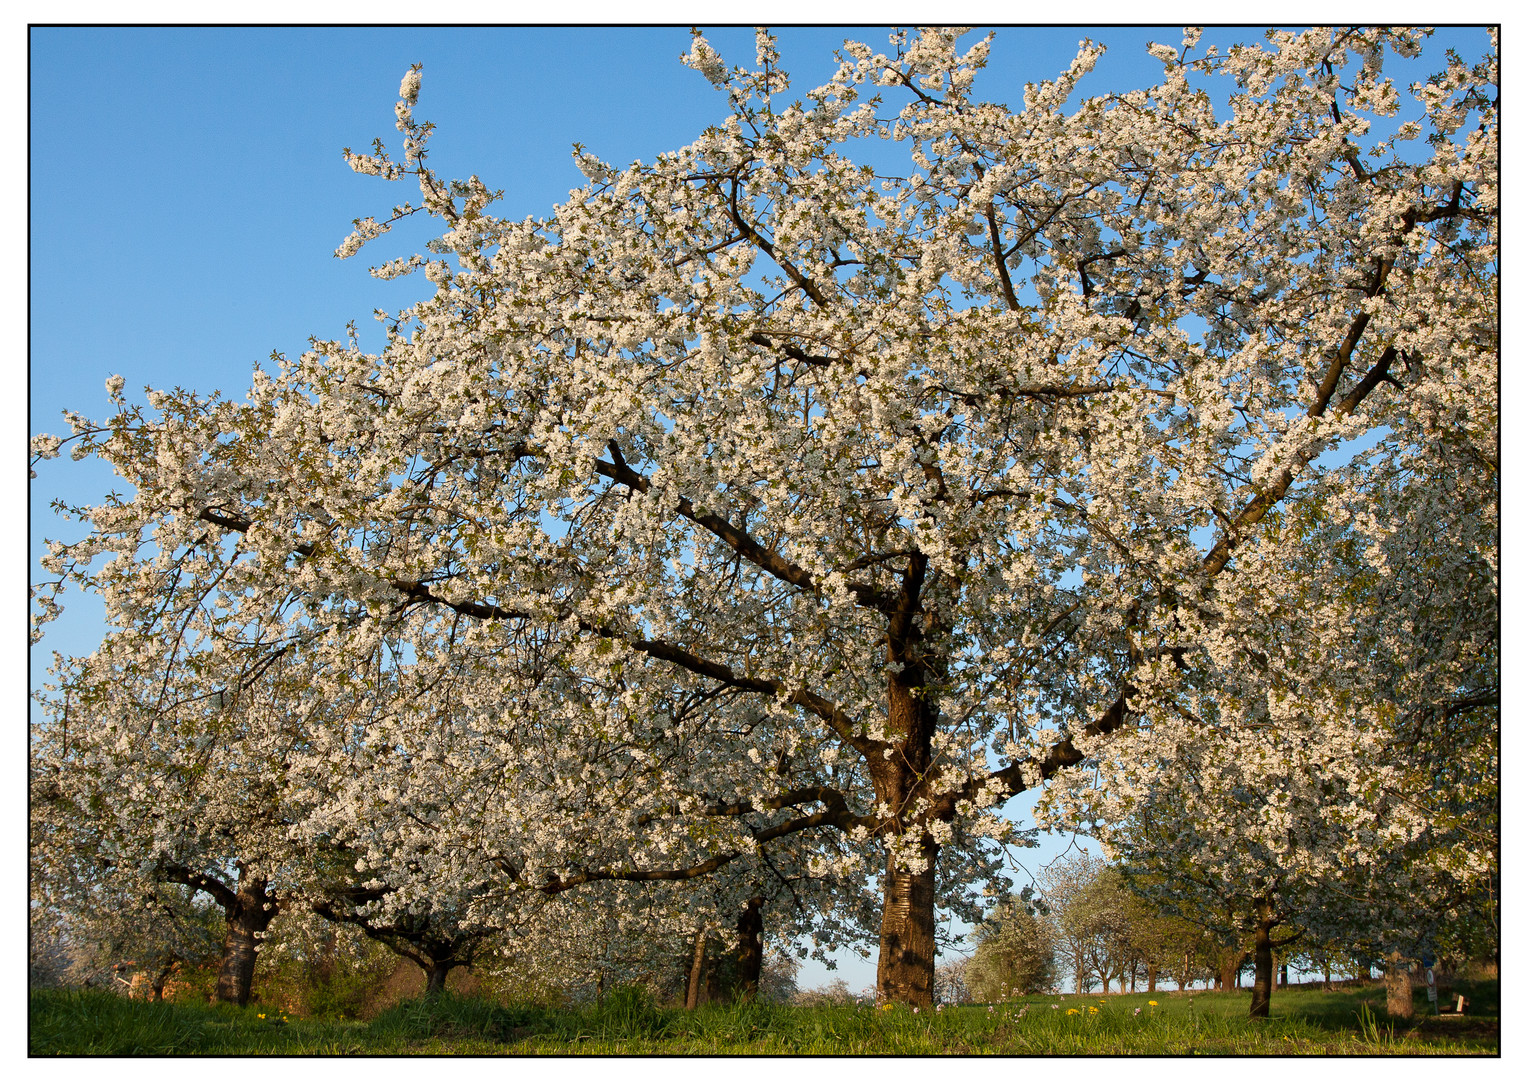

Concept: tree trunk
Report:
left=1278, top=961, right=1288, bottom=988
left=703, top=948, right=720, bottom=1003
left=214, top=874, right=278, bottom=1006
left=735, top=897, right=764, bottom=1003
left=1146, top=961, right=1157, bottom=993
left=1322, top=958, right=1332, bottom=992
left=151, top=956, right=176, bottom=1003
left=874, top=835, right=939, bottom=1006
left=423, top=960, right=452, bottom=997
left=1249, top=918, right=1274, bottom=1019
left=684, top=928, right=708, bottom=1010
left=1384, top=950, right=1415, bottom=1020
left=870, top=626, right=942, bottom=1008
left=1217, top=949, right=1246, bottom=994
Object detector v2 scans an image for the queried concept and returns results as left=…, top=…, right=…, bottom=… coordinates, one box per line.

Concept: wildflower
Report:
left=988, top=1006, right=995, bottom=1013
left=1149, top=1000, right=1158, bottom=1006
left=1089, top=1006, right=1098, bottom=1014
left=913, top=1007, right=920, bottom=1014
left=257, top=1013, right=265, bottom=1019
left=1050, top=1004, right=1059, bottom=1010
left=936, top=1004, right=944, bottom=1012
left=1134, top=1007, right=1142, bottom=1015
left=1066, top=1008, right=1079, bottom=1015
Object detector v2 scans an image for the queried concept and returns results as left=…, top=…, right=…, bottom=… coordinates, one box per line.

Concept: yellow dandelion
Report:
left=1149, top=1000, right=1158, bottom=1006
left=257, top=1013, right=265, bottom=1019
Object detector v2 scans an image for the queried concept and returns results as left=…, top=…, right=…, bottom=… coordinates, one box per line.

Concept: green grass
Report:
left=30, top=982, right=1499, bottom=1055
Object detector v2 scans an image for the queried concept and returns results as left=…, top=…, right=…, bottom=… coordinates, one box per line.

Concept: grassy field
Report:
left=30, top=981, right=1498, bottom=1055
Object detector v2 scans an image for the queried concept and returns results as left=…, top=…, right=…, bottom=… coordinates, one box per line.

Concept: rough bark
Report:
left=214, top=874, right=279, bottom=1006
left=735, top=897, right=764, bottom=1003
left=871, top=574, right=942, bottom=1008
left=874, top=835, right=939, bottom=1006
left=1146, top=962, right=1157, bottom=993
left=1385, top=951, right=1415, bottom=1020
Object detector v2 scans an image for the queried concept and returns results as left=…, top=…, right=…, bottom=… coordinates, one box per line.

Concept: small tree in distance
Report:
left=966, top=895, right=1057, bottom=1002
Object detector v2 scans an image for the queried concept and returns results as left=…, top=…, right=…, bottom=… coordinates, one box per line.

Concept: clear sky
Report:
left=26, top=23, right=1494, bottom=994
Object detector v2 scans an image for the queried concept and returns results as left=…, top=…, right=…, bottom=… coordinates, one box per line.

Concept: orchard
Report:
left=31, top=27, right=1496, bottom=1015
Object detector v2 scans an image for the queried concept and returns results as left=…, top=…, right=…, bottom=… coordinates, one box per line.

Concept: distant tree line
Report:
left=937, top=851, right=1498, bottom=1009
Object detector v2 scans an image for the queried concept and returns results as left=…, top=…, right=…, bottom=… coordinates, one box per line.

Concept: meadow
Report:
left=30, top=980, right=1498, bottom=1055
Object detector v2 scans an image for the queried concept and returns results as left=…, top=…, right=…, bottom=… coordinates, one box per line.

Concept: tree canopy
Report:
left=32, top=27, right=1497, bottom=1006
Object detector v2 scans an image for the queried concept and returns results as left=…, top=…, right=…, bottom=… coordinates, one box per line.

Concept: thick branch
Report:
left=156, top=862, right=248, bottom=915
left=594, top=442, right=893, bottom=611
left=541, top=803, right=858, bottom=895
left=728, top=176, right=832, bottom=308
left=198, top=502, right=871, bottom=752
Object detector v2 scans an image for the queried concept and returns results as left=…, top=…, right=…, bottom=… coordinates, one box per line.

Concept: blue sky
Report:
left=26, top=23, right=1496, bottom=994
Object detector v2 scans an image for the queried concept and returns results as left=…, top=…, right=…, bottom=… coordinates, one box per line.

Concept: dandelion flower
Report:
left=1149, top=1000, right=1158, bottom=1006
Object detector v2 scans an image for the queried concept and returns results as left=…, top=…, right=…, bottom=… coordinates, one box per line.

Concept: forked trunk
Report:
left=151, top=956, right=176, bottom=1002
left=735, top=897, right=763, bottom=1003
left=874, top=834, right=938, bottom=1006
